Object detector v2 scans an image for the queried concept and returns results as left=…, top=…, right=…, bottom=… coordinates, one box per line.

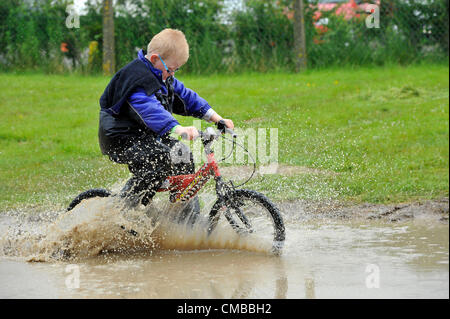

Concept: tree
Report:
left=102, top=0, right=115, bottom=75
left=293, top=0, right=307, bottom=72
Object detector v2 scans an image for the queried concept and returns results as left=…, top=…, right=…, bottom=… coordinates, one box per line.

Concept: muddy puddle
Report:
left=0, top=195, right=448, bottom=299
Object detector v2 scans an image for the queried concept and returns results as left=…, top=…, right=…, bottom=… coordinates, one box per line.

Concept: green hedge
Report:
left=0, top=0, right=448, bottom=74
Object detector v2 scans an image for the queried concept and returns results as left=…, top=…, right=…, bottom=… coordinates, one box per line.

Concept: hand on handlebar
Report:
left=221, top=119, right=234, bottom=130
left=176, top=120, right=237, bottom=141
left=175, top=126, right=200, bottom=141
left=217, top=119, right=237, bottom=138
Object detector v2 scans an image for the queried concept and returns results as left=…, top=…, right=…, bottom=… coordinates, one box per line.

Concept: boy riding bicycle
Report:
left=98, top=28, right=234, bottom=212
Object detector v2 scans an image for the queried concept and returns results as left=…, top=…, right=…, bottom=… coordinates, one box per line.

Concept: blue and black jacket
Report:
left=99, top=49, right=215, bottom=154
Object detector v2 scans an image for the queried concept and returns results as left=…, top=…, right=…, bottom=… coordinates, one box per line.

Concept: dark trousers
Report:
left=106, top=133, right=199, bottom=220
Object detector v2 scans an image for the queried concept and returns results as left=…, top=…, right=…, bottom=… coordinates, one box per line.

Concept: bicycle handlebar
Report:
left=217, top=119, right=237, bottom=138
left=180, top=120, right=237, bottom=141
left=224, top=127, right=237, bottom=138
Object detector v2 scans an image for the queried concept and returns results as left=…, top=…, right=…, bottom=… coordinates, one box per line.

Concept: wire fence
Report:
left=0, top=0, right=448, bottom=74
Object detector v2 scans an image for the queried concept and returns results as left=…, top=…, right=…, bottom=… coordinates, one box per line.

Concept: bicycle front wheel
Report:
left=208, top=189, right=285, bottom=255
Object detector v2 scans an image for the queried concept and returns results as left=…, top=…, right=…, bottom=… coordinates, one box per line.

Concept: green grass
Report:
left=0, top=64, right=448, bottom=210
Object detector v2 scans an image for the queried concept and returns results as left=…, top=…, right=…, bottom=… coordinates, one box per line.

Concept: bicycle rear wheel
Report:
left=208, top=189, right=285, bottom=255
left=67, top=188, right=111, bottom=211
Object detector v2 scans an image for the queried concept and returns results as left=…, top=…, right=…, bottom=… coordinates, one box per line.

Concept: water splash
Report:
left=0, top=194, right=272, bottom=262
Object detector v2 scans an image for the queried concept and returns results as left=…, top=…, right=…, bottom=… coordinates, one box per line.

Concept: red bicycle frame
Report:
left=157, top=148, right=221, bottom=203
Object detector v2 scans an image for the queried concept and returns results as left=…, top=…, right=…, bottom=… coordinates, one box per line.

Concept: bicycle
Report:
left=67, top=121, right=286, bottom=255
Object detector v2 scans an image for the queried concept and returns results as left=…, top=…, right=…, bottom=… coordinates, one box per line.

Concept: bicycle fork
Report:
left=214, top=177, right=254, bottom=235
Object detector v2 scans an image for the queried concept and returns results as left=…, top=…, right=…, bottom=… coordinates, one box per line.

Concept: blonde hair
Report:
left=147, top=29, right=189, bottom=65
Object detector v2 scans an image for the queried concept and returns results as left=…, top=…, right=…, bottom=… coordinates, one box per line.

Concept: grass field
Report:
left=0, top=64, right=448, bottom=210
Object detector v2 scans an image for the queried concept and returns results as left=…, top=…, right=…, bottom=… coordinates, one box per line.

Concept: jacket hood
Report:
left=138, top=49, right=164, bottom=83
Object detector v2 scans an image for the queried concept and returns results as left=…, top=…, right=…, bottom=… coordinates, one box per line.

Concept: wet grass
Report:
left=0, top=64, right=448, bottom=210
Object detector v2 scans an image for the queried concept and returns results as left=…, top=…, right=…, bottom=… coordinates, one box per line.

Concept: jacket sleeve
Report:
left=172, top=77, right=213, bottom=119
left=128, top=88, right=179, bottom=136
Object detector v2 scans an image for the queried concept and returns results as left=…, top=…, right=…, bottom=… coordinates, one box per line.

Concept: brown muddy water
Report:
left=0, top=195, right=448, bottom=299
